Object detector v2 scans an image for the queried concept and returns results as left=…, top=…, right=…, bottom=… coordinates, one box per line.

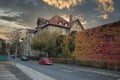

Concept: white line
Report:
left=15, top=63, right=56, bottom=80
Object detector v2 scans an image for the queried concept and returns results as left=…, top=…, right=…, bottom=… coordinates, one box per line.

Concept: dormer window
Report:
left=58, top=21, right=63, bottom=25
left=46, top=21, right=49, bottom=24
left=64, top=23, right=68, bottom=26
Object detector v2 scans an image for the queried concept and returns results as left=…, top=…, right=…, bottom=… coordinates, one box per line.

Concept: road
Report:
left=10, top=58, right=120, bottom=80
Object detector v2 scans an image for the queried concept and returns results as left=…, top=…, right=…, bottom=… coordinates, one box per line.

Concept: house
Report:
left=35, top=15, right=84, bottom=35
left=22, top=15, right=84, bottom=56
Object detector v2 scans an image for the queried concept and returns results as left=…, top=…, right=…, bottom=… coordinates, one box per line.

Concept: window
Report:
left=59, top=28, right=62, bottom=33
left=66, top=29, right=69, bottom=33
left=58, top=21, right=63, bottom=25
left=64, top=23, right=68, bottom=26
left=46, top=21, right=49, bottom=24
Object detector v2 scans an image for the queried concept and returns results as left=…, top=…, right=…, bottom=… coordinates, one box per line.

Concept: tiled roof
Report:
left=37, top=15, right=69, bottom=28
left=37, top=17, right=49, bottom=24
left=37, top=15, right=84, bottom=30
left=49, top=15, right=68, bottom=26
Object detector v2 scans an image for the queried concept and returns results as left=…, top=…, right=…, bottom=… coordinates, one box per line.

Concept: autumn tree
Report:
left=31, top=31, right=59, bottom=57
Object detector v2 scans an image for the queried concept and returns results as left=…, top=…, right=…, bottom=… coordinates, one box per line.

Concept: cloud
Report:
left=96, top=0, right=114, bottom=19
left=42, top=0, right=83, bottom=9
left=0, top=16, right=18, bottom=22
left=25, top=0, right=38, bottom=6
left=0, top=19, right=32, bottom=40
left=74, top=14, right=87, bottom=25
left=0, top=8, right=24, bottom=22
left=61, top=15, right=70, bottom=21
left=0, top=8, right=23, bottom=17
left=0, top=34, right=8, bottom=40
left=0, top=19, right=29, bottom=29
left=99, top=14, right=109, bottom=20
left=62, top=14, right=87, bottom=25
left=81, top=20, right=87, bottom=25
left=97, top=0, right=114, bottom=13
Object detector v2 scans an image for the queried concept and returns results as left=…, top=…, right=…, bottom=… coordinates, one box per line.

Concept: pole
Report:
left=15, top=29, right=19, bottom=58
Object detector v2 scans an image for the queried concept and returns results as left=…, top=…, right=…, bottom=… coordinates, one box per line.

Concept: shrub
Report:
left=76, top=59, right=94, bottom=67
left=57, top=54, right=64, bottom=58
left=92, top=60, right=107, bottom=69
left=114, top=62, right=120, bottom=71
left=51, top=58, right=120, bottom=71
left=28, top=56, right=39, bottom=60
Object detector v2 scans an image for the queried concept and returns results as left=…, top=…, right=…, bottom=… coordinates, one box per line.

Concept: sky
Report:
left=0, top=0, right=120, bottom=40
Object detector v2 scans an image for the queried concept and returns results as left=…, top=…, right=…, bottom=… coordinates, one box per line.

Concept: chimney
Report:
left=69, top=15, right=73, bottom=22
left=37, top=18, right=40, bottom=27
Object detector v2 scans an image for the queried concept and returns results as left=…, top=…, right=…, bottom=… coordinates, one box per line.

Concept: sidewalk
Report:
left=0, top=61, right=33, bottom=80
left=0, top=62, right=18, bottom=80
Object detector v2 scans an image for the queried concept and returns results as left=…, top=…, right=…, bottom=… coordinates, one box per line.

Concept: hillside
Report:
left=73, top=20, right=120, bottom=62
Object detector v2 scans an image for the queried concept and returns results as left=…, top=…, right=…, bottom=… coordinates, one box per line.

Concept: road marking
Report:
left=15, top=63, right=56, bottom=80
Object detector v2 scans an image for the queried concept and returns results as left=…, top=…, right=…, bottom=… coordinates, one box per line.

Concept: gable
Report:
left=49, top=15, right=69, bottom=27
left=70, top=20, right=84, bottom=31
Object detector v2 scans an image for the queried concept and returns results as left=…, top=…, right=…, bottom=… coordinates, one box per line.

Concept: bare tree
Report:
left=7, top=29, right=22, bottom=57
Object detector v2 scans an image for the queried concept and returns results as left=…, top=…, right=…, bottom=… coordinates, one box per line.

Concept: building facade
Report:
left=35, top=15, right=84, bottom=36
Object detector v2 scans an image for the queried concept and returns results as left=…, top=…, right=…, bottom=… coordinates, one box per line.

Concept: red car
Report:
left=39, top=57, right=52, bottom=65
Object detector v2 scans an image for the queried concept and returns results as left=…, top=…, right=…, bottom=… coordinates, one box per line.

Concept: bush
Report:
left=51, top=58, right=120, bottom=71
left=57, top=54, right=64, bottom=58
left=28, top=56, right=39, bottom=60
left=92, top=60, right=107, bottom=69
left=76, top=59, right=94, bottom=67
left=114, top=62, right=120, bottom=71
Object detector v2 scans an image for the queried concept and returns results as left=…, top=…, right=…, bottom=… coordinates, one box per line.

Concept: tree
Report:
left=7, top=29, right=22, bottom=57
left=0, top=39, right=6, bottom=55
left=67, top=31, right=76, bottom=52
left=31, top=31, right=59, bottom=57
left=31, top=31, right=74, bottom=58
left=68, top=38, right=75, bottom=52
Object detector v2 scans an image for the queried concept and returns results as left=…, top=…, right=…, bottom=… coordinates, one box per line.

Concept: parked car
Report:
left=10, top=55, right=15, bottom=58
left=21, top=55, right=28, bottom=61
left=39, top=57, right=52, bottom=65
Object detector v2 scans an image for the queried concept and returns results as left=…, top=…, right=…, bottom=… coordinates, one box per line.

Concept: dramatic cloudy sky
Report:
left=0, top=0, right=120, bottom=40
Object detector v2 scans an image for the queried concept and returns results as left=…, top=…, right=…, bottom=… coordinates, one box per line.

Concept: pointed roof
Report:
left=37, top=17, right=49, bottom=23
left=36, top=14, right=84, bottom=30
left=49, top=15, right=68, bottom=25
left=69, top=19, right=84, bottom=30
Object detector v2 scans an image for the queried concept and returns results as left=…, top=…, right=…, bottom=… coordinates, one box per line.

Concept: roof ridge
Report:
left=50, top=14, right=68, bottom=23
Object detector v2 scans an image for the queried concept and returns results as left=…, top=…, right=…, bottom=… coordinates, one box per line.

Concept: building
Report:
left=22, top=15, right=84, bottom=56
left=35, top=15, right=84, bottom=35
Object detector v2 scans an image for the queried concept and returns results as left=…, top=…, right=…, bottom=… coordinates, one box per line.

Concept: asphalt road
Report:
left=11, top=58, right=120, bottom=80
